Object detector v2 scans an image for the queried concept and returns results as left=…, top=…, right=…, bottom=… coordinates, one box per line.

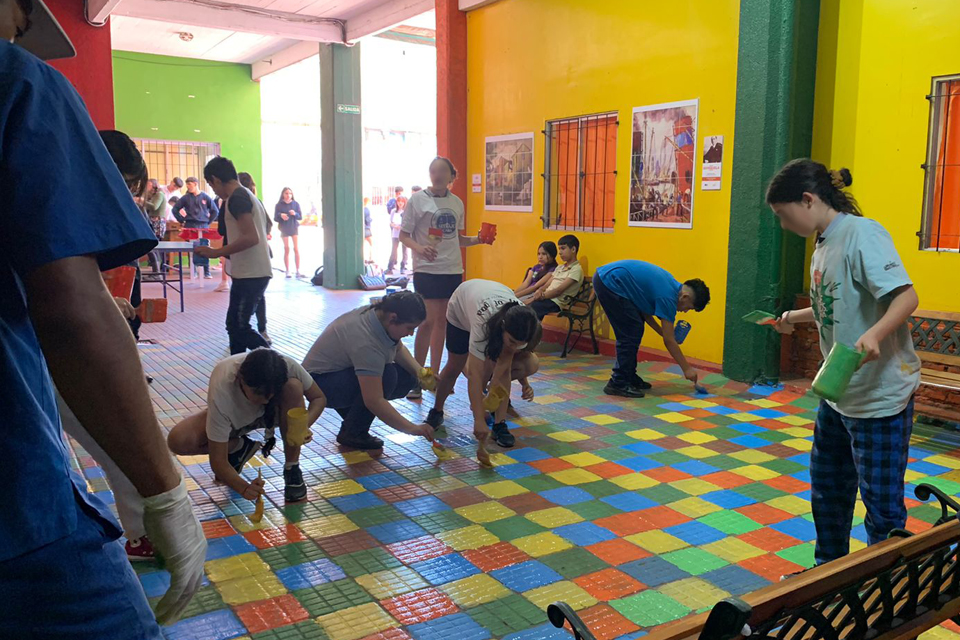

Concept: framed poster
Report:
left=701, top=135, right=724, bottom=191
left=628, top=99, right=699, bottom=228
left=485, top=133, right=534, bottom=212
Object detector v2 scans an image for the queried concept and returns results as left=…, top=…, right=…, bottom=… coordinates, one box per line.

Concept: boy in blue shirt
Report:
left=593, top=260, right=710, bottom=397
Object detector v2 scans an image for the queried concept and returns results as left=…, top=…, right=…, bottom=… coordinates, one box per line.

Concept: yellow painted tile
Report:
left=675, top=445, right=716, bottom=460
left=926, top=455, right=960, bottom=470
left=477, top=480, right=529, bottom=499
left=659, top=578, right=731, bottom=610
left=205, top=552, right=270, bottom=582
left=783, top=427, right=814, bottom=438
left=355, top=567, right=428, bottom=599
left=728, top=449, right=776, bottom=464
left=583, top=414, right=623, bottom=425
left=730, top=464, right=781, bottom=481
left=745, top=399, right=782, bottom=409
left=702, top=538, right=766, bottom=563
left=340, top=451, right=373, bottom=465
left=779, top=415, right=814, bottom=427
left=904, top=469, right=926, bottom=483
left=548, top=468, right=603, bottom=485
left=560, top=452, right=608, bottom=467
left=670, top=478, right=721, bottom=496
left=670, top=496, right=723, bottom=518
left=299, top=514, right=359, bottom=538
left=677, top=431, right=717, bottom=445
left=216, top=573, right=287, bottom=605
left=782, top=438, right=813, bottom=452
left=624, top=428, right=664, bottom=441
left=920, top=628, right=960, bottom=640
left=625, top=531, right=688, bottom=553
left=655, top=412, right=693, bottom=424
left=420, top=476, right=468, bottom=493
left=727, top=412, right=761, bottom=422
left=681, top=400, right=718, bottom=409
left=440, top=574, right=510, bottom=607
left=176, top=454, right=208, bottom=465
left=524, top=581, right=598, bottom=610
left=316, top=603, right=397, bottom=640
left=548, top=430, right=590, bottom=443
left=533, top=395, right=565, bottom=405
left=455, top=501, right=516, bottom=524
left=513, top=532, right=573, bottom=558
left=853, top=502, right=867, bottom=518
left=610, top=473, right=659, bottom=490
left=766, top=495, right=811, bottom=516
left=587, top=374, right=610, bottom=381
left=850, top=538, right=868, bottom=553
left=525, top=507, right=584, bottom=528
left=184, top=477, right=200, bottom=491
left=229, top=509, right=287, bottom=532
left=436, top=525, right=500, bottom=551
left=313, top=479, right=366, bottom=499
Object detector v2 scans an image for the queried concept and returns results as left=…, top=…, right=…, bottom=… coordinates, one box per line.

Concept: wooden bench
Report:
left=548, top=483, right=960, bottom=640
left=556, top=277, right=600, bottom=358
left=910, top=310, right=960, bottom=422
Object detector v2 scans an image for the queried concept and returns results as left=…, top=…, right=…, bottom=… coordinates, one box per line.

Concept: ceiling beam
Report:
left=86, top=0, right=125, bottom=24
left=458, top=0, right=501, bottom=10
left=251, top=40, right=320, bottom=80
left=114, top=0, right=347, bottom=42
left=345, top=0, right=434, bottom=41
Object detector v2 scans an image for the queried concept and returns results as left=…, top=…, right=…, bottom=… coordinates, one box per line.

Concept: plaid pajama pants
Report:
left=810, top=397, right=914, bottom=565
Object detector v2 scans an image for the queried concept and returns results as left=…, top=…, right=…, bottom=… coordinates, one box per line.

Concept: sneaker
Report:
left=125, top=536, right=155, bottom=561
left=228, top=435, right=261, bottom=472
left=426, top=408, right=444, bottom=429
left=214, top=283, right=230, bottom=292
left=283, top=464, right=307, bottom=502
left=286, top=272, right=292, bottom=279
left=204, top=273, right=212, bottom=279
left=336, top=431, right=384, bottom=451
left=407, top=384, right=422, bottom=400
left=491, top=421, right=515, bottom=448
left=604, top=382, right=645, bottom=398
left=630, top=376, right=653, bottom=391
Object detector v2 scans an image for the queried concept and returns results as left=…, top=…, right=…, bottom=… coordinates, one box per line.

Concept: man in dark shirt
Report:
left=171, top=177, right=219, bottom=278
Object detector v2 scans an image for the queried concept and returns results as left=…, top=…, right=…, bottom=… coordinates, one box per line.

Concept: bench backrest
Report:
left=562, top=277, right=596, bottom=318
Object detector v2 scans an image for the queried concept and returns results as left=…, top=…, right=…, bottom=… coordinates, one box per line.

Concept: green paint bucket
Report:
left=812, top=343, right=867, bottom=402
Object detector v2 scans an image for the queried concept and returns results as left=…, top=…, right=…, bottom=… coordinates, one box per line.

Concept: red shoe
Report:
left=125, top=536, right=156, bottom=561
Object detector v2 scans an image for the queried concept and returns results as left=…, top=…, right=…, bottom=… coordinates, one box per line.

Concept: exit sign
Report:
left=336, top=104, right=360, bottom=115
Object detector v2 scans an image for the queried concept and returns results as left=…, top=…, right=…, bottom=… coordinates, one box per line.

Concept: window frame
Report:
left=919, top=73, right=960, bottom=252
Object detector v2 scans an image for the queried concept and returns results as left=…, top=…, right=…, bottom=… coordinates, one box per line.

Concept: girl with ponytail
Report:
left=425, top=279, right=541, bottom=448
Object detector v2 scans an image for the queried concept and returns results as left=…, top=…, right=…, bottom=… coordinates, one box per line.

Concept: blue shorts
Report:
left=0, top=496, right=161, bottom=639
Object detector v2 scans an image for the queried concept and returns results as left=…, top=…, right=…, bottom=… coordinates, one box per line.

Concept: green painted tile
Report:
left=638, top=484, right=690, bottom=505
left=579, top=480, right=623, bottom=499
left=647, top=451, right=692, bottom=466
left=347, top=505, right=405, bottom=528
left=754, top=430, right=793, bottom=443
left=601, top=433, right=643, bottom=446
left=252, top=620, right=330, bottom=639
left=412, top=510, right=472, bottom=534
left=594, top=447, right=638, bottom=461
left=525, top=423, right=561, bottom=434
left=701, top=426, right=744, bottom=441
left=293, top=579, right=374, bottom=617
left=661, top=547, right=728, bottom=575
left=567, top=500, right=622, bottom=520
left=702, top=415, right=740, bottom=427
left=701, top=455, right=745, bottom=471
left=777, top=542, right=816, bottom=568
left=457, top=469, right=501, bottom=486
left=400, top=466, right=445, bottom=482
left=917, top=477, right=960, bottom=496
left=334, top=547, right=403, bottom=578
left=539, top=442, right=582, bottom=457
left=698, top=510, right=763, bottom=535
left=467, top=594, right=546, bottom=636
left=733, top=482, right=788, bottom=502
left=651, top=423, right=689, bottom=437
left=758, top=459, right=806, bottom=475
left=516, top=476, right=566, bottom=493
left=259, top=540, right=328, bottom=570
left=155, top=586, right=224, bottom=619
left=282, top=499, right=341, bottom=522
left=539, top=547, right=609, bottom=578
left=484, top=516, right=546, bottom=541
left=610, top=590, right=691, bottom=627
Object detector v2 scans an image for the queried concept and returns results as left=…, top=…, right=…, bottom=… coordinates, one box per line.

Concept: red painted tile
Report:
left=584, top=462, right=633, bottom=479
left=359, top=629, right=411, bottom=640
left=647, top=436, right=690, bottom=451
left=735, top=503, right=794, bottom=526
left=595, top=512, right=656, bottom=537
left=439, top=458, right=483, bottom=474
left=738, top=528, right=802, bottom=553
left=701, top=439, right=746, bottom=454
left=587, top=539, right=651, bottom=565
left=462, top=542, right=530, bottom=572
left=529, top=458, right=576, bottom=473
left=202, top=519, right=237, bottom=539
left=317, top=529, right=380, bottom=556
left=500, top=492, right=554, bottom=515
left=683, top=409, right=716, bottom=419
left=702, top=471, right=754, bottom=489
left=763, top=475, right=809, bottom=493
left=386, top=535, right=452, bottom=564
left=574, top=568, right=644, bottom=600
left=575, top=604, right=641, bottom=640
left=438, top=486, right=488, bottom=508
left=374, top=483, right=429, bottom=503
left=381, top=588, right=459, bottom=625
left=682, top=418, right=719, bottom=430
left=738, top=553, right=804, bottom=582
left=234, top=595, right=309, bottom=634
left=906, top=516, right=933, bottom=533
left=642, top=467, right=692, bottom=483
left=243, top=524, right=308, bottom=550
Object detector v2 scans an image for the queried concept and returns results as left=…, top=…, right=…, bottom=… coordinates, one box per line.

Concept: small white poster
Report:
left=701, top=135, right=724, bottom=191
left=472, top=173, right=482, bottom=185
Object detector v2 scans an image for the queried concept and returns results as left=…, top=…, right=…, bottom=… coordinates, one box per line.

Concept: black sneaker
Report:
left=491, top=422, right=515, bottom=448
left=283, top=465, right=307, bottom=502
left=603, top=382, right=645, bottom=398
left=406, top=384, right=422, bottom=400
left=630, top=376, right=653, bottom=391
left=228, top=435, right=261, bottom=472
left=336, top=431, right=385, bottom=451
left=426, top=408, right=444, bottom=429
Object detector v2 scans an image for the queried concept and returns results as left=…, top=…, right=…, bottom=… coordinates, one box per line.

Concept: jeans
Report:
left=593, top=273, right=645, bottom=387
left=530, top=298, right=561, bottom=321
left=255, top=295, right=267, bottom=334
left=0, top=498, right=161, bottom=639
left=311, top=364, right=416, bottom=437
left=192, top=239, right=210, bottom=276
left=226, top=277, right=271, bottom=354
left=811, top=398, right=914, bottom=565
left=387, top=237, right=410, bottom=272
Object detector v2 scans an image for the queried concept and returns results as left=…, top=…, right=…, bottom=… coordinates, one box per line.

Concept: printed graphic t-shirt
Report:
left=810, top=214, right=920, bottom=419
left=447, top=279, right=521, bottom=360
left=401, top=188, right=465, bottom=275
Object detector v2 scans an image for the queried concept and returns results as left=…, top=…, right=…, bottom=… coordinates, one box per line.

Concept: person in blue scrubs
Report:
left=1, top=1, right=206, bottom=636
left=593, top=260, right=711, bottom=397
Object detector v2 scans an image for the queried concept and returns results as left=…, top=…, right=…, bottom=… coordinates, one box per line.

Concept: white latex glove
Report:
left=142, top=477, right=207, bottom=625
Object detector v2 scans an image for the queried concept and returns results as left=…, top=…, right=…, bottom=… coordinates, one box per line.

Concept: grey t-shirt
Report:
left=446, top=279, right=520, bottom=360
left=810, top=214, right=920, bottom=418
left=302, top=306, right=398, bottom=377
left=400, top=188, right=465, bottom=275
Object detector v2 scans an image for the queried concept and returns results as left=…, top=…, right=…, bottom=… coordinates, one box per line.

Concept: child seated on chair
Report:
left=526, top=234, right=583, bottom=320
left=515, top=241, right=558, bottom=299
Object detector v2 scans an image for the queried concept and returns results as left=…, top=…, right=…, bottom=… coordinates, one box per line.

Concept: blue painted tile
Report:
left=83, top=466, right=106, bottom=479
left=413, top=553, right=480, bottom=585
left=619, top=556, right=690, bottom=587
left=750, top=409, right=789, bottom=419
left=700, top=564, right=771, bottom=596
left=851, top=523, right=870, bottom=543
left=554, top=522, right=616, bottom=546
left=205, top=534, right=257, bottom=561
left=601, top=493, right=658, bottom=512
left=492, top=560, right=563, bottom=591
left=395, top=495, right=451, bottom=518
left=664, top=521, right=727, bottom=545
left=356, top=471, right=408, bottom=490
left=726, top=422, right=767, bottom=434
left=276, top=558, right=347, bottom=590
left=163, top=610, right=246, bottom=640
left=699, top=405, right=739, bottom=416
left=504, top=623, right=572, bottom=640
left=700, top=490, right=757, bottom=509
left=657, top=402, right=694, bottom=412
left=770, top=517, right=817, bottom=542
left=328, top=492, right=386, bottom=512
left=506, top=448, right=552, bottom=462
left=541, top=487, right=595, bottom=506
left=673, top=460, right=721, bottom=476
left=95, top=490, right=115, bottom=505
left=909, top=460, right=952, bottom=476
left=622, top=442, right=666, bottom=456
left=408, top=613, right=492, bottom=640
left=729, top=435, right=773, bottom=449
left=748, top=384, right=782, bottom=396
left=140, top=570, right=171, bottom=598
left=496, top=463, right=542, bottom=479
left=617, top=456, right=662, bottom=472
left=367, top=519, right=428, bottom=544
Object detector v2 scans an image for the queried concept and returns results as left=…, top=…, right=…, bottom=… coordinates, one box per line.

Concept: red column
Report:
left=435, top=0, right=468, bottom=265
left=44, top=0, right=115, bottom=129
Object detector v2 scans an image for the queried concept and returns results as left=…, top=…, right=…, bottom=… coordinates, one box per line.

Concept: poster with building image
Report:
left=485, top=133, right=534, bottom=212
left=701, top=135, right=724, bottom=191
left=629, top=99, right=699, bottom=228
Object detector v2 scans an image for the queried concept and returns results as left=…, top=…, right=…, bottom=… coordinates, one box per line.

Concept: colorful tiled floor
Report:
left=70, top=278, right=960, bottom=640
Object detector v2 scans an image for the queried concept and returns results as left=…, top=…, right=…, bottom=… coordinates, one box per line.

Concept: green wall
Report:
left=112, top=51, right=262, bottom=184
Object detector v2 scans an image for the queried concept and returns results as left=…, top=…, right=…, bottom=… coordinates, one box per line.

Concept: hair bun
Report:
left=838, top=168, right=853, bottom=187
left=830, top=168, right=853, bottom=189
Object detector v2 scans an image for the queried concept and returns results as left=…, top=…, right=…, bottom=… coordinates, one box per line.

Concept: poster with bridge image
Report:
left=629, top=99, right=699, bottom=228
left=485, top=132, right=534, bottom=212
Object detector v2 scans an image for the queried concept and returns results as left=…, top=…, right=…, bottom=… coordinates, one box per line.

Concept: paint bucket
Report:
left=479, top=222, right=498, bottom=245
left=137, top=298, right=168, bottom=323
left=385, top=286, right=401, bottom=296
left=427, top=228, right=443, bottom=246
left=482, top=385, right=508, bottom=412
left=285, top=408, right=310, bottom=446
left=419, top=367, right=437, bottom=392
left=812, top=343, right=866, bottom=402
left=674, top=320, right=692, bottom=344
left=102, top=266, right=137, bottom=300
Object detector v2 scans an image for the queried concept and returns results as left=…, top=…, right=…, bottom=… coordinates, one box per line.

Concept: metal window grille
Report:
left=132, top=139, right=222, bottom=194
left=920, top=74, right=960, bottom=252
left=542, top=112, right=618, bottom=232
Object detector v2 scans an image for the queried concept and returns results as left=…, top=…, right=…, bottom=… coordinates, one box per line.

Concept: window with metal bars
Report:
left=920, top=74, right=960, bottom=251
left=132, top=139, right=222, bottom=194
left=542, top=112, right=618, bottom=232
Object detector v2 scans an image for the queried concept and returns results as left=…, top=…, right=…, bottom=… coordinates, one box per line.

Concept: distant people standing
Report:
left=141, top=179, right=166, bottom=272
left=161, top=177, right=184, bottom=222
left=363, top=197, right=374, bottom=263
left=171, top=177, right=218, bottom=278
left=275, top=187, right=303, bottom=278
left=386, top=186, right=411, bottom=273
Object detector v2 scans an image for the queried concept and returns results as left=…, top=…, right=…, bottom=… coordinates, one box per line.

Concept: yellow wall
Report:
left=810, top=0, right=960, bottom=310
left=464, top=0, right=741, bottom=364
